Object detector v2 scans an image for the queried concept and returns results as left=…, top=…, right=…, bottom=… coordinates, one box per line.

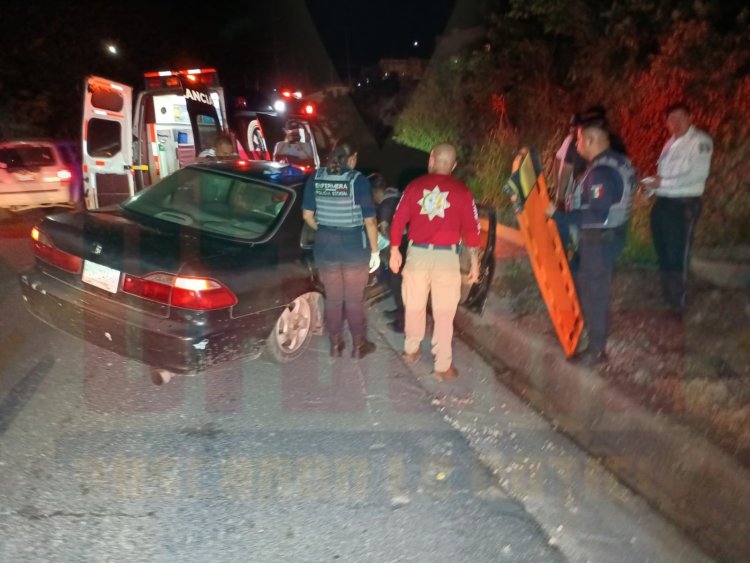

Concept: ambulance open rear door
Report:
left=82, top=76, right=135, bottom=209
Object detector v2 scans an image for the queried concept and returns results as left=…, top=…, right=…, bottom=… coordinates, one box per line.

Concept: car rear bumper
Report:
left=19, top=267, right=280, bottom=374
left=0, top=186, right=71, bottom=208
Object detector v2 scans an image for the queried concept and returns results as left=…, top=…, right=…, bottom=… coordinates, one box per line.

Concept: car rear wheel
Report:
left=266, top=291, right=322, bottom=362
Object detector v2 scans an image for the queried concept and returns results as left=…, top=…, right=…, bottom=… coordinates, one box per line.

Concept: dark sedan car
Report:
left=19, top=160, right=496, bottom=383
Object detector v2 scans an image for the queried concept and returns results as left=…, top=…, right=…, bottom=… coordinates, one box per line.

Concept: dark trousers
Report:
left=379, top=247, right=405, bottom=320
left=571, top=228, right=626, bottom=353
left=650, top=197, right=702, bottom=308
left=314, top=227, right=369, bottom=338
left=384, top=267, right=404, bottom=314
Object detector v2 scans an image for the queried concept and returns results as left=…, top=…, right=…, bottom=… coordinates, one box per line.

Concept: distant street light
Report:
left=106, top=44, right=118, bottom=56
left=413, top=40, right=419, bottom=47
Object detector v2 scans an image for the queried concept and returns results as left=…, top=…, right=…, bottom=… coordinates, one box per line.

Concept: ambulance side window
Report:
left=90, top=87, right=124, bottom=113
left=87, top=118, right=122, bottom=157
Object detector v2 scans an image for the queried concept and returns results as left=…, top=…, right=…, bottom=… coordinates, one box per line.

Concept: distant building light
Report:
left=357, top=82, right=362, bottom=87
left=107, top=44, right=118, bottom=55
left=413, top=40, right=419, bottom=47
left=384, top=72, right=389, bottom=78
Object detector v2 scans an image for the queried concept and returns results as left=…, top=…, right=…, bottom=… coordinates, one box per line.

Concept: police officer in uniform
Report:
left=548, top=118, right=637, bottom=365
left=646, top=102, right=713, bottom=310
left=389, top=143, right=481, bottom=380
left=302, top=140, right=381, bottom=358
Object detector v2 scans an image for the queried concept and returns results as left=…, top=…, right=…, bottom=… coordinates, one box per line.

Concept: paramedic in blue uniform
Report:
left=646, top=102, right=713, bottom=310
left=548, top=117, right=637, bottom=365
left=302, top=140, right=381, bottom=359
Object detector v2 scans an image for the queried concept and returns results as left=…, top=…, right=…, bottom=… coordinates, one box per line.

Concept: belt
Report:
left=409, top=241, right=458, bottom=252
left=580, top=226, right=625, bottom=243
left=318, top=225, right=362, bottom=231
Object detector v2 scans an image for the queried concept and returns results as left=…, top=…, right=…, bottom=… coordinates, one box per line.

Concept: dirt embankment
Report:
left=492, top=260, right=750, bottom=468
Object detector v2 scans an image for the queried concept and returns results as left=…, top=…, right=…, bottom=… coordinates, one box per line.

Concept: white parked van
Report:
left=0, top=140, right=79, bottom=210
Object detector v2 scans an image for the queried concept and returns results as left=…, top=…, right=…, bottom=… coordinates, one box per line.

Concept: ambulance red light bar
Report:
left=280, top=89, right=303, bottom=100
left=143, top=68, right=220, bottom=89
left=304, top=104, right=315, bottom=115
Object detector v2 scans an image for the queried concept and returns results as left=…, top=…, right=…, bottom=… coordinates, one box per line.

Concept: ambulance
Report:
left=81, top=68, right=325, bottom=209
left=232, top=88, right=330, bottom=169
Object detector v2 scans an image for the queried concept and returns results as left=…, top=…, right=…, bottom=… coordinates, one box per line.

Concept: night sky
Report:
left=0, top=0, right=482, bottom=137
left=2, top=0, right=479, bottom=92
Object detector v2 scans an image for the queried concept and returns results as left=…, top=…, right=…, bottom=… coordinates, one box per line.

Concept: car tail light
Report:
left=57, top=169, right=72, bottom=182
left=31, top=226, right=83, bottom=273
left=122, top=272, right=237, bottom=310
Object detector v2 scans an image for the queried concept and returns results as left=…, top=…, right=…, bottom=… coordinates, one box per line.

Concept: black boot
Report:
left=352, top=335, right=376, bottom=359
left=330, top=333, right=345, bottom=358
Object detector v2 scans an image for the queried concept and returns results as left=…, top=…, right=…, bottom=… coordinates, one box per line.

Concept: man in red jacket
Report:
left=389, top=143, right=480, bottom=380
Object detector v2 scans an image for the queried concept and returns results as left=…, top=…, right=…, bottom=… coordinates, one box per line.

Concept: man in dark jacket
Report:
left=369, top=173, right=404, bottom=332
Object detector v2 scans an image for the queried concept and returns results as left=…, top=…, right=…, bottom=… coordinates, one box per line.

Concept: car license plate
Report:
left=82, top=261, right=120, bottom=293
left=13, top=171, right=37, bottom=182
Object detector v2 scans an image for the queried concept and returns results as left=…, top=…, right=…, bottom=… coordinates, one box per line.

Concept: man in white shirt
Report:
left=647, top=102, right=713, bottom=310
left=273, top=125, right=314, bottom=165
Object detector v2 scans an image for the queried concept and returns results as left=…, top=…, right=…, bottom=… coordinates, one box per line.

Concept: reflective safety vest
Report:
left=572, top=150, right=636, bottom=229
left=313, top=168, right=364, bottom=229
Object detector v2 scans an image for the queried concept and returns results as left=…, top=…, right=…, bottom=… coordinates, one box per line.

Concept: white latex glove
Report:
left=368, top=252, right=381, bottom=274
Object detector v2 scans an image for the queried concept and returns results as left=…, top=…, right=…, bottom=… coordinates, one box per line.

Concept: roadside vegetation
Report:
left=393, top=0, right=750, bottom=250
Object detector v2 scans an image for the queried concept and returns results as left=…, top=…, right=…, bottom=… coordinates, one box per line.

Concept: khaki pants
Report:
left=401, top=245, right=461, bottom=372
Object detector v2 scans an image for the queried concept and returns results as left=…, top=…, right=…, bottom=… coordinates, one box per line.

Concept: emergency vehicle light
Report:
left=143, top=68, right=220, bottom=89
left=144, top=68, right=218, bottom=77
left=304, top=104, right=315, bottom=115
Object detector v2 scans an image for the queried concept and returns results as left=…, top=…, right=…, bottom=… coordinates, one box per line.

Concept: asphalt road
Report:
left=0, top=208, right=563, bottom=562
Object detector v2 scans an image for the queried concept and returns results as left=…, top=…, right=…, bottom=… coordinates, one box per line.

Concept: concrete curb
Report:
left=454, top=299, right=750, bottom=561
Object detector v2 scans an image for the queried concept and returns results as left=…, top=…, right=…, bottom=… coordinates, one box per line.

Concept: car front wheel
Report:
left=266, top=291, right=322, bottom=362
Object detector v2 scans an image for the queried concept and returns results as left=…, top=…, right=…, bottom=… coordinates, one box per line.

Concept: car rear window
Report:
left=122, top=167, right=293, bottom=241
left=0, top=146, right=56, bottom=169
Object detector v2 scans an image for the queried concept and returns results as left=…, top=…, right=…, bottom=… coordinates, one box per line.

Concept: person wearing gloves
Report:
left=302, top=139, right=380, bottom=359
left=645, top=102, right=713, bottom=310
left=389, top=143, right=481, bottom=381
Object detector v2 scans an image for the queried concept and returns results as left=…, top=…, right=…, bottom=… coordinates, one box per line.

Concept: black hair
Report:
left=326, top=139, right=357, bottom=175
left=665, top=102, right=690, bottom=116
left=574, top=105, right=608, bottom=127
left=577, top=116, right=611, bottom=148
left=368, top=172, right=388, bottom=192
